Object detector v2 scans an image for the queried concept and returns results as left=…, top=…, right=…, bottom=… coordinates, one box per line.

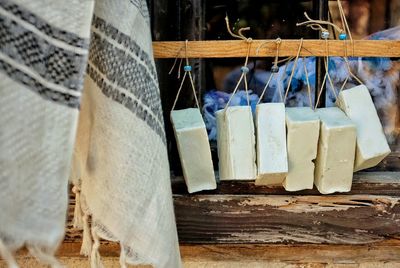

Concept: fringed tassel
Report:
left=90, top=229, right=104, bottom=268
left=119, top=243, right=127, bottom=268
left=80, top=213, right=92, bottom=256
left=27, top=245, right=63, bottom=268
left=0, top=239, right=18, bottom=268
left=72, top=185, right=83, bottom=229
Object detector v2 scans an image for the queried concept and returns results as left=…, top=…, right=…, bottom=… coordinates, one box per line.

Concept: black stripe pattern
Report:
left=0, top=0, right=89, bottom=49
left=88, top=15, right=166, bottom=144
left=0, top=1, right=89, bottom=108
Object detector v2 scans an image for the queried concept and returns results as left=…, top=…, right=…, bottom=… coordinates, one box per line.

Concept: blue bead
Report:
left=184, top=65, right=192, bottom=72
left=321, top=31, right=330, bottom=39
left=339, top=33, right=347, bottom=40
left=241, top=66, right=249, bottom=73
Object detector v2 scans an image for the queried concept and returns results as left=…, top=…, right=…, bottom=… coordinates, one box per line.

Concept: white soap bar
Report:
left=336, top=85, right=391, bottom=171
left=314, top=108, right=356, bottom=194
left=216, top=106, right=256, bottom=180
left=284, top=107, right=320, bottom=191
left=171, top=108, right=216, bottom=193
left=255, top=103, right=288, bottom=185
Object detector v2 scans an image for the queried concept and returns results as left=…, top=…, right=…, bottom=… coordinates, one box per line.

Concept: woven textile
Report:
left=71, top=1, right=182, bottom=267
left=0, top=0, right=93, bottom=266
left=0, top=0, right=181, bottom=267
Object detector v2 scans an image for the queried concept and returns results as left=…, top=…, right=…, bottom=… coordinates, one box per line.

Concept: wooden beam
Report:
left=65, top=172, right=400, bottom=244
left=153, top=40, right=400, bottom=58
left=174, top=194, right=400, bottom=244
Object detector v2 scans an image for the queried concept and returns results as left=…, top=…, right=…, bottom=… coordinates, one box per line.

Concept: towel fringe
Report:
left=0, top=239, right=18, bottom=268
left=27, top=245, right=63, bottom=268
left=90, top=228, right=104, bottom=268
left=80, top=213, right=92, bottom=256
left=119, top=243, right=127, bottom=268
left=72, top=185, right=83, bottom=229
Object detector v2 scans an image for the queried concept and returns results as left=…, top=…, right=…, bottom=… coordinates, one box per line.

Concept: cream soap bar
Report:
left=284, top=107, right=320, bottom=191
left=336, top=85, right=391, bottom=171
left=216, top=106, right=256, bottom=181
left=171, top=108, right=216, bottom=193
left=255, top=103, right=288, bottom=185
left=314, top=108, right=356, bottom=194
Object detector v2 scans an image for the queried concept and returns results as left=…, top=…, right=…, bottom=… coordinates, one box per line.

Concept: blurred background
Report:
left=149, top=0, right=400, bottom=173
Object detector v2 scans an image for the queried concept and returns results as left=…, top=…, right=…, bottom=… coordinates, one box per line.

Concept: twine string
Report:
left=171, top=40, right=200, bottom=111
left=257, top=38, right=282, bottom=104
left=284, top=38, right=303, bottom=103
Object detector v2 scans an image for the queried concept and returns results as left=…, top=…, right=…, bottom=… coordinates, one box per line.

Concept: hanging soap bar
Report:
left=255, top=103, right=288, bottom=185
left=314, top=107, right=356, bottom=194
left=284, top=107, right=320, bottom=191
left=336, top=85, right=391, bottom=171
left=171, top=108, right=216, bottom=193
left=216, top=106, right=257, bottom=180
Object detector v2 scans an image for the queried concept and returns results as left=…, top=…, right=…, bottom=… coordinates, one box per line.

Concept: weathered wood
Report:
left=65, top=172, right=400, bottom=244
left=7, top=240, right=400, bottom=267
left=368, top=152, right=400, bottom=172
left=153, top=40, right=400, bottom=58
left=174, top=194, right=400, bottom=244
left=172, top=172, right=400, bottom=195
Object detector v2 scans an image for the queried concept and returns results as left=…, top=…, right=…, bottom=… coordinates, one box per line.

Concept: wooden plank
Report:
left=65, top=172, right=400, bottom=244
left=153, top=40, right=400, bottom=58
left=174, top=194, right=400, bottom=244
left=171, top=172, right=400, bottom=195
left=7, top=241, right=400, bottom=267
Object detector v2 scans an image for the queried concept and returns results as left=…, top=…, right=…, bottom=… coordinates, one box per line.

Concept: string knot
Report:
left=276, top=38, right=282, bottom=44
left=183, top=65, right=192, bottom=72
left=240, top=66, right=249, bottom=73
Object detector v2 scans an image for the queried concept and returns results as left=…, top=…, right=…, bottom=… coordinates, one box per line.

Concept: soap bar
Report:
left=314, top=108, right=356, bottom=194
left=171, top=108, right=216, bottom=193
left=336, top=85, right=391, bottom=171
left=216, top=106, right=257, bottom=180
left=255, top=103, right=288, bottom=185
left=284, top=107, right=320, bottom=191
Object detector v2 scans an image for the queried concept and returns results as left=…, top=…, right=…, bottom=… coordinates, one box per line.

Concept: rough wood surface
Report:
left=152, top=40, right=400, bottom=58
left=174, top=194, right=400, bottom=244
left=65, top=172, right=400, bottom=244
left=6, top=241, right=400, bottom=267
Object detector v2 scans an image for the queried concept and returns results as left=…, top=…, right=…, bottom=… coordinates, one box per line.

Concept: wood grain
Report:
left=65, top=172, right=400, bottom=244
left=174, top=194, right=400, bottom=244
left=153, top=40, right=400, bottom=58
left=7, top=240, right=400, bottom=267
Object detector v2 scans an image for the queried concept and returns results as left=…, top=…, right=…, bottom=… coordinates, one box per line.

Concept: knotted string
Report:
left=224, top=39, right=253, bottom=110
left=315, top=37, right=337, bottom=109
left=257, top=38, right=284, bottom=104
left=336, top=0, right=363, bottom=91
left=296, top=12, right=344, bottom=34
left=171, top=40, right=200, bottom=111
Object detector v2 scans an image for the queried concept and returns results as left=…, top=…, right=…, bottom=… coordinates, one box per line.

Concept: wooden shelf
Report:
left=66, top=172, right=400, bottom=245
left=153, top=40, right=400, bottom=58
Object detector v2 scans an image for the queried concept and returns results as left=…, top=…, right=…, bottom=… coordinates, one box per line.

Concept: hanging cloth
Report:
left=0, top=0, right=94, bottom=267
